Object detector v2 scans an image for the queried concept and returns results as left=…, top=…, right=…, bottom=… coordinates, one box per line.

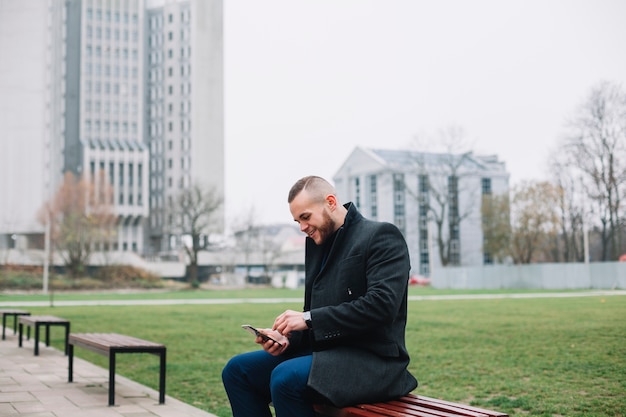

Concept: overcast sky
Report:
left=222, top=0, right=626, bottom=226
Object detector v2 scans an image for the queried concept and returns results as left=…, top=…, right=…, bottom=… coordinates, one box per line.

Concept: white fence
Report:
left=432, top=262, right=626, bottom=290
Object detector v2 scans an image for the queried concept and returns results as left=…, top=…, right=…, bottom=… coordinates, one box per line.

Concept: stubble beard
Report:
left=314, top=209, right=336, bottom=245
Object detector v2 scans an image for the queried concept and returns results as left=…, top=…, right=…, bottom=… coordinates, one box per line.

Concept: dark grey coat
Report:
left=290, top=203, right=418, bottom=407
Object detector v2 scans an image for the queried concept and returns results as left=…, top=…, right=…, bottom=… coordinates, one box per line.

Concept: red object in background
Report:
left=619, top=254, right=626, bottom=262
left=409, top=275, right=431, bottom=286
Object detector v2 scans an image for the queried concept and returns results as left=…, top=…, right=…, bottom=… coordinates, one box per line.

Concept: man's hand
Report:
left=255, top=328, right=288, bottom=356
left=273, top=309, right=308, bottom=338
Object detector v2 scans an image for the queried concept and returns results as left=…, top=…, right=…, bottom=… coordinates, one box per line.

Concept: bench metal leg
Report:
left=159, top=350, right=166, bottom=404
left=68, top=343, right=74, bottom=382
left=109, top=352, right=116, bottom=406
left=1, top=315, right=6, bottom=340
left=18, top=323, right=23, bottom=347
left=34, top=324, right=40, bottom=356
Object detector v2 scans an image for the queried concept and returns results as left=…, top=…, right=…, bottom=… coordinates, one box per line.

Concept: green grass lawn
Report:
left=5, top=291, right=625, bottom=417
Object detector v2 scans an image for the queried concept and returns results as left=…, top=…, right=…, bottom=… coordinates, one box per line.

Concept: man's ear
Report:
left=325, top=194, right=337, bottom=210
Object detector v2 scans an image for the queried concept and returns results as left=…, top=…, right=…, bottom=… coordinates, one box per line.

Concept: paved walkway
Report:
left=0, top=330, right=218, bottom=417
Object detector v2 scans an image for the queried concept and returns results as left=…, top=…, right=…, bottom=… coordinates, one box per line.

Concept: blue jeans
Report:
left=222, top=349, right=315, bottom=417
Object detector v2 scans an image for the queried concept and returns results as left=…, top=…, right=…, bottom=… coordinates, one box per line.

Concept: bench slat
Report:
left=410, top=395, right=508, bottom=417
left=315, top=404, right=393, bottom=417
left=70, top=333, right=164, bottom=347
left=69, top=333, right=165, bottom=354
left=358, top=404, right=431, bottom=417
left=0, top=309, right=30, bottom=314
left=314, top=394, right=508, bottom=417
left=366, top=401, right=481, bottom=417
left=19, top=315, right=68, bottom=325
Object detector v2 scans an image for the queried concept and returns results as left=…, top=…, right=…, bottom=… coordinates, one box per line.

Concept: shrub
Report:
left=0, top=264, right=163, bottom=291
left=95, top=265, right=163, bottom=288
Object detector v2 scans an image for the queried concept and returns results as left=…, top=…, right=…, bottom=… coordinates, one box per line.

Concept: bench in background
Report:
left=18, top=315, right=70, bottom=356
left=314, top=393, right=508, bottom=417
left=68, top=333, right=167, bottom=406
left=0, top=309, right=30, bottom=340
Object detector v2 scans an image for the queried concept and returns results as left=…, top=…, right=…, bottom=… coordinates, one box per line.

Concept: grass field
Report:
left=2, top=289, right=624, bottom=417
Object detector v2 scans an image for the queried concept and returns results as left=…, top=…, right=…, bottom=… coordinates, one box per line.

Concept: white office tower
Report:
left=0, top=0, right=224, bottom=256
left=0, top=1, right=65, bottom=249
left=145, top=0, right=224, bottom=255
left=64, top=0, right=149, bottom=253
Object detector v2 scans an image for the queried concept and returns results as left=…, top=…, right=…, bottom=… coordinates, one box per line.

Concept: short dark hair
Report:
left=288, top=176, right=334, bottom=203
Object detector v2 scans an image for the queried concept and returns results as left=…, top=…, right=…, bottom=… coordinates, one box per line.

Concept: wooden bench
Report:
left=0, top=309, right=30, bottom=340
left=18, top=315, right=70, bottom=356
left=68, top=333, right=167, bottom=406
left=314, top=394, right=509, bottom=417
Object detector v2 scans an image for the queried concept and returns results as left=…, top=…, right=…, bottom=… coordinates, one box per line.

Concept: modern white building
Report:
left=334, top=147, right=510, bottom=276
left=145, top=0, right=224, bottom=255
left=66, top=0, right=149, bottom=253
left=0, top=1, right=65, bottom=249
left=0, top=0, right=224, bottom=256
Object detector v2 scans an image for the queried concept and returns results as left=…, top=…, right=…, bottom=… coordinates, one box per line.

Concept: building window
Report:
left=418, top=174, right=430, bottom=275
left=448, top=175, right=460, bottom=265
left=482, top=178, right=492, bottom=195
left=368, top=175, right=377, bottom=219
left=393, top=174, right=405, bottom=233
left=109, top=162, right=114, bottom=188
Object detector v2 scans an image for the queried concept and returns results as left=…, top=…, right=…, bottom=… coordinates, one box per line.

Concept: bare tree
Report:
left=258, top=228, right=286, bottom=281
left=481, top=193, right=511, bottom=263
left=548, top=153, right=587, bottom=262
left=509, top=181, right=561, bottom=264
left=233, top=220, right=285, bottom=284
left=39, top=171, right=115, bottom=277
left=232, top=206, right=259, bottom=282
left=561, top=80, right=626, bottom=260
left=169, top=184, right=223, bottom=288
left=407, top=126, right=480, bottom=266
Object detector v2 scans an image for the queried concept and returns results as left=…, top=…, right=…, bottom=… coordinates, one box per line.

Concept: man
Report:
left=222, top=176, right=417, bottom=417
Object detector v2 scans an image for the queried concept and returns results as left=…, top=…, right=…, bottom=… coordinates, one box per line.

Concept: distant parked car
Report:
left=409, top=274, right=431, bottom=286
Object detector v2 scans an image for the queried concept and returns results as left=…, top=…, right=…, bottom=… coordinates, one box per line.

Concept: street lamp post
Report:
left=43, top=211, right=50, bottom=294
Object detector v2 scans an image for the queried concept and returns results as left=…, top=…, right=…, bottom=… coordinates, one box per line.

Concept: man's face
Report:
left=289, top=191, right=336, bottom=245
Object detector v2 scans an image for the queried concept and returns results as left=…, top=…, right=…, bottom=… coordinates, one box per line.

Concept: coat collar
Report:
left=341, top=202, right=363, bottom=230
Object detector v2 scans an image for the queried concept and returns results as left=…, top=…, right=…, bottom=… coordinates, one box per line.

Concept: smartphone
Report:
left=241, top=324, right=283, bottom=347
